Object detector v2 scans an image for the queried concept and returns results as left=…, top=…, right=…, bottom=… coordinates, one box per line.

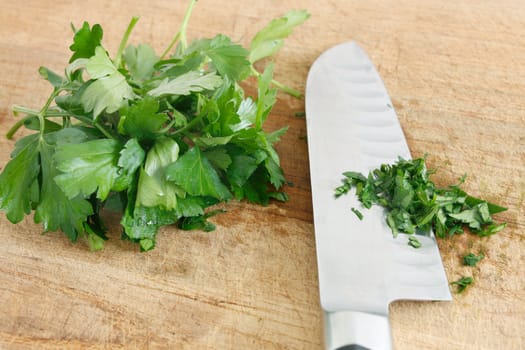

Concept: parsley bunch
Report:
left=0, top=1, right=309, bottom=251
left=335, top=157, right=507, bottom=240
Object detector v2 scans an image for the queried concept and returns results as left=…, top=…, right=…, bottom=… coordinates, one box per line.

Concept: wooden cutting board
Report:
left=0, top=0, right=523, bottom=349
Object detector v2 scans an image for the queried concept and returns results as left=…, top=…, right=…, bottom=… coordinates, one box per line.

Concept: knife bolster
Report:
left=324, top=310, right=392, bottom=350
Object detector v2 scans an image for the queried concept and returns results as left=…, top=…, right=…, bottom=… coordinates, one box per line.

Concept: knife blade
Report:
left=305, top=42, right=451, bottom=350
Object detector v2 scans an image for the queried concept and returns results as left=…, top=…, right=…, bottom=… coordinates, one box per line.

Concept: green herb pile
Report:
left=335, top=156, right=507, bottom=240
left=0, top=1, right=309, bottom=251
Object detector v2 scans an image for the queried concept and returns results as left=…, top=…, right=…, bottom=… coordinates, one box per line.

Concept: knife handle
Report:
left=324, top=310, right=392, bottom=350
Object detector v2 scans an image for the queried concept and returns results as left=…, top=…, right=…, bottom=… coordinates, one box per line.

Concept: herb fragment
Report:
left=0, top=2, right=309, bottom=251
left=408, top=236, right=421, bottom=249
left=336, top=157, right=507, bottom=241
left=463, top=253, right=484, bottom=266
left=351, top=208, right=363, bottom=220
left=451, top=276, right=474, bottom=293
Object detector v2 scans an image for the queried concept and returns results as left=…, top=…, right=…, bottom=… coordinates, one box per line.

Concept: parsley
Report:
left=0, top=1, right=309, bottom=251
left=463, top=253, right=484, bottom=266
left=408, top=236, right=422, bottom=249
left=336, top=157, right=507, bottom=240
left=450, top=276, right=474, bottom=293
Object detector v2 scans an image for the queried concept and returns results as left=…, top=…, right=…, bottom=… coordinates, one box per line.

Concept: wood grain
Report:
left=0, top=0, right=523, bottom=349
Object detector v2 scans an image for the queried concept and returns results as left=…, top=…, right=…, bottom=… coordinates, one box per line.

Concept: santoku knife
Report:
left=305, top=42, right=451, bottom=350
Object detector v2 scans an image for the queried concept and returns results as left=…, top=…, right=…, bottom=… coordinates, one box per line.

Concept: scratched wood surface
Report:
left=0, top=0, right=523, bottom=349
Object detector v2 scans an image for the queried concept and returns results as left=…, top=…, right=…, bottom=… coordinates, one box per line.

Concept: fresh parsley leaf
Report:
left=255, top=63, right=277, bottom=129
left=147, top=71, right=223, bottom=97
left=136, top=137, right=182, bottom=210
left=118, top=138, right=146, bottom=177
left=118, top=97, right=168, bottom=141
left=54, top=139, right=124, bottom=200
left=69, top=22, right=103, bottom=63
left=206, top=35, right=251, bottom=80
left=86, top=46, right=116, bottom=78
left=34, top=141, right=93, bottom=242
left=227, top=154, right=260, bottom=187
left=82, top=72, right=136, bottom=118
left=203, top=147, right=232, bottom=170
left=0, top=135, right=40, bottom=223
left=81, top=47, right=136, bottom=118
left=166, top=147, right=232, bottom=200
left=123, top=44, right=158, bottom=82
left=39, top=66, right=67, bottom=88
left=249, top=10, right=310, bottom=63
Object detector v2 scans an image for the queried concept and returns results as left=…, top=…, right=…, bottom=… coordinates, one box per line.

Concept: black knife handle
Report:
left=336, top=345, right=371, bottom=350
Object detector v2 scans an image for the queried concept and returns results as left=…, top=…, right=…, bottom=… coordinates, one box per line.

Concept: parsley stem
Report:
left=250, top=66, right=302, bottom=98
left=160, top=0, right=198, bottom=58
left=12, top=105, right=39, bottom=116
left=156, top=118, right=178, bottom=134
left=69, top=114, right=115, bottom=140
left=114, top=16, right=140, bottom=69
left=171, top=114, right=202, bottom=136
left=6, top=115, right=33, bottom=139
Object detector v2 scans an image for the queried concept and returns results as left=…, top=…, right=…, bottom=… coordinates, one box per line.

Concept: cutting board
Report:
left=0, top=0, right=523, bottom=349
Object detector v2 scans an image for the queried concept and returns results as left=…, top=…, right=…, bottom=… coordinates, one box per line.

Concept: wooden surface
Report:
left=0, top=0, right=524, bottom=349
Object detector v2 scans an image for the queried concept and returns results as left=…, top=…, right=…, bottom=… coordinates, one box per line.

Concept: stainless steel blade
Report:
left=305, top=42, right=451, bottom=350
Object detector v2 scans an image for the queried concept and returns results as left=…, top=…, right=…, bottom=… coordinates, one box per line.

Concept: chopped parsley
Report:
left=335, top=156, right=507, bottom=240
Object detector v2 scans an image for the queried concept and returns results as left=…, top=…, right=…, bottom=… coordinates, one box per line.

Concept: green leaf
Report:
left=234, top=166, right=270, bottom=205
left=249, top=10, right=310, bottom=63
left=231, top=97, right=257, bottom=131
left=81, top=72, right=135, bottom=118
left=206, top=35, right=250, bottom=80
left=463, top=253, right=484, bottom=266
left=351, top=208, right=364, bottom=220
left=408, top=235, right=422, bottom=249
left=155, top=51, right=205, bottom=80
left=451, top=276, right=473, bottom=293
left=81, top=47, right=135, bottom=118
left=55, top=83, right=92, bottom=118
left=34, top=141, right=93, bottom=242
left=194, top=135, right=232, bottom=148
left=123, top=44, right=158, bottom=82
left=178, top=209, right=224, bottom=232
left=166, top=147, right=232, bottom=200
left=449, top=202, right=492, bottom=230
left=118, top=138, right=146, bottom=176
left=86, top=226, right=106, bottom=251
left=136, top=137, right=181, bottom=210
left=86, top=46, right=116, bottom=78
left=69, top=22, right=103, bottom=62
left=392, top=172, right=415, bottom=210
left=147, top=71, right=223, bottom=97
left=118, top=97, right=168, bottom=140
left=264, top=156, right=285, bottom=189
left=121, top=205, right=176, bottom=241
left=54, top=139, right=124, bottom=200
left=204, top=147, right=232, bottom=170
left=227, top=154, right=259, bottom=187
left=39, top=66, right=66, bottom=88
left=464, top=192, right=508, bottom=214
left=0, top=135, right=40, bottom=223
left=23, top=116, right=62, bottom=134
left=255, top=63, right=277, bottom=129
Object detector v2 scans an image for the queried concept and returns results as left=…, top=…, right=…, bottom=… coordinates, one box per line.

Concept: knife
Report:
left=305, top=42, right=452, bottom=350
